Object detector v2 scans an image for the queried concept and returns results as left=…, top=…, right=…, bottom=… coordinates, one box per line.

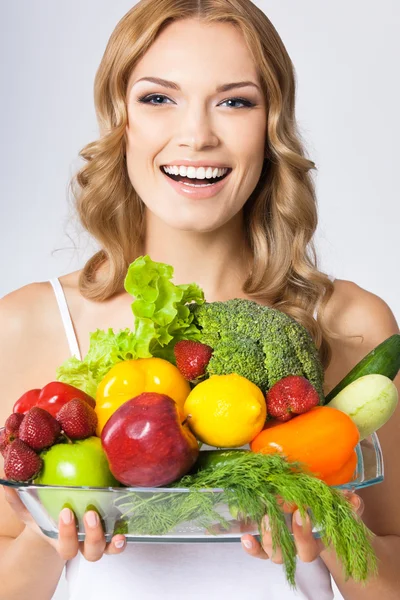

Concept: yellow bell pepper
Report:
left=95, top=357, right=191, bottom=435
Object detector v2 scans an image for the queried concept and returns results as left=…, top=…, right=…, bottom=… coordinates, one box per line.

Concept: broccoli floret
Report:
left=207, top=337, right=268, bottom=391
left=190, top=298, right=324, bottom=401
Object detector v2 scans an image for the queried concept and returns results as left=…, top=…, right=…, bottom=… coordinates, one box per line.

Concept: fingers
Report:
left=81, top=511, right=108, bottom=562
left=341, top=490, right=364, bottom=519
left=57, top=508, right=127, bottom=562
left=348, top=492, right=364, bottom=517
left=241, top=534, right=270, bottom=560
left=241, top=516, right=284, bottom=563
left=104, top=535, right=127, bottom=555
left=242, top=492, right=364, bottom=564
left=260, top=516, right=284, bottom=562
left=292, top=493, right=363, bottom=563
left=242, top=511, right=323, bottom=564
left=276, top=494, right=297, bottom=514
left=4, top=488, right=128, bottom=561
left=57, top=508, right=80, bottom=560
left=292, top=510, right=322, bottom=562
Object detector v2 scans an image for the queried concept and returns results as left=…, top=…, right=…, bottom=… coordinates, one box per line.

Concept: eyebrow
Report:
left=133, top=76, right=261, bottom=93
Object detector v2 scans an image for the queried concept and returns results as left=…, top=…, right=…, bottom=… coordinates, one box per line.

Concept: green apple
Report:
left=33, top=437, right=121, bottom=526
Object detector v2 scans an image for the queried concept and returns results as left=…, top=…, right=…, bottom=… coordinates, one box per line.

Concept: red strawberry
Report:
left=0, top=413, right=26, bottom=453
left=174, top=340, right=213, bottom=380
left=5, top=413, right=25, bottom=437
left=56, top=398, right=98, bottom=439
left=266, top=375, right=320, bottom=422
left=18, top=407, right=62, bottom=451
left=4, top=438, right=43, bottom=482
left=0, top=428, right=10, bottom=458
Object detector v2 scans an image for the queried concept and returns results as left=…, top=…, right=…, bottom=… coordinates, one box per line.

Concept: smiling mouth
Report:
left=160, top=167, right=232, bottom=185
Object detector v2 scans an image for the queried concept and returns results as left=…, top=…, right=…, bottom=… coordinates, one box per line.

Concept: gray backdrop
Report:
left=0, top=1, right=398, bottom=598
left=1, top=0, right=399, bottom=321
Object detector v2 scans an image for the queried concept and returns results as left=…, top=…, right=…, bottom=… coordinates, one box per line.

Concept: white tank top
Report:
left=49, top=276, right=342, bottom=600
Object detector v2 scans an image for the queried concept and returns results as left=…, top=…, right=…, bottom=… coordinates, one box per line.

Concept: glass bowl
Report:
left=0, top=430, right=383, bottom=543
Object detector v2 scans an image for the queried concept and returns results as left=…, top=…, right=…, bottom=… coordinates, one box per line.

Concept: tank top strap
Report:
left=49, top=278, right=82, bottom=360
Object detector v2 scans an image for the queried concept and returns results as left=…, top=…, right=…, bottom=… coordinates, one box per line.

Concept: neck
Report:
left=141, top=210, right=252, bottom=302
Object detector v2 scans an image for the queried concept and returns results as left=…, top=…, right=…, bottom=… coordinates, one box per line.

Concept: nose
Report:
left=176, top=101, right=219, bottom=151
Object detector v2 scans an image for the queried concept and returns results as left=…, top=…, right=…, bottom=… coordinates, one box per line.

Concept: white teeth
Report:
left=162, top=165, right=229, bottom=179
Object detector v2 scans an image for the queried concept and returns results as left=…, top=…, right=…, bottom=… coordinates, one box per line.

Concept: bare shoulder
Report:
left=0, top=281, right=55, bottom=347
left=322, top=278, right=398, bottom=342
left=0, top=268, right=82, bottom=330
left=0, top=273, right=82, bottom=410
left=321, top=278, right=398, bottom=394
left=1, top=280, right=53, bottom=315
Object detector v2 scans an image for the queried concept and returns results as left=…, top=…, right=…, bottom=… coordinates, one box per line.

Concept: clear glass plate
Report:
left=0, top=430, right=384, bottom=543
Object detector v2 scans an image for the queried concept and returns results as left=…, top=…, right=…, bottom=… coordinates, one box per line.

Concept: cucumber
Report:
left=326, top=374, right=398, bottom=440
left=324, top=334, right=400, bottom=404
left=191, top=449, right=250, bottom=473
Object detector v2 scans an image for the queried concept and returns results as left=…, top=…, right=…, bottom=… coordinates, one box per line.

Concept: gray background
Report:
left=0, top=1, right=398, bottom=598
left=1, top=0, right=399, bottom=322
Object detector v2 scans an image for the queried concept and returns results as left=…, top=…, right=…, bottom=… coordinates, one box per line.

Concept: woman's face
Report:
left=125, top=19, right=267, bottom=233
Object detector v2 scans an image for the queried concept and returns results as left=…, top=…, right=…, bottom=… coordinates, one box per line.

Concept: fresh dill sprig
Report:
left=116, top=489, right=228, bottom=536
left=115, top=453, right=377, bottom=588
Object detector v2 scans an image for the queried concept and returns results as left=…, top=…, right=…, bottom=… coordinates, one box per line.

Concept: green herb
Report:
left=115, top=453, right=377, bottom=588
left=116, top=489, right=228, bottom=536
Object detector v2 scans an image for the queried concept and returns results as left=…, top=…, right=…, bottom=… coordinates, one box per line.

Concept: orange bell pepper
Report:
left=250, top=406, right=360, bottom=485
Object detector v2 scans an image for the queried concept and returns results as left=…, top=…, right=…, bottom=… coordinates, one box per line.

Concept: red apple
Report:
left=101, top=392, right=199, bottom=487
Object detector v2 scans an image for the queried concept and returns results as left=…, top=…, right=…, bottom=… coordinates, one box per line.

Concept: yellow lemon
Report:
left=183, top=374, right=267, bottom=447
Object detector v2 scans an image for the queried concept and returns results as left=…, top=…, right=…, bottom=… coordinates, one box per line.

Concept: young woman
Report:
left=0, top=2, right=399, bottom=599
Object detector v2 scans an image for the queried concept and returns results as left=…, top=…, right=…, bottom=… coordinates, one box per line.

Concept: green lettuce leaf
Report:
left=125, top=255, right=205, bottom=349
left=56, top=255, right=205, bottom=395
left=56, top=357, right=98, bottom=398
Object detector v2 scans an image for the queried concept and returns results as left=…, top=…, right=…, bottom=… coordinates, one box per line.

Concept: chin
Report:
left=158, top=210, right=231, bottom=233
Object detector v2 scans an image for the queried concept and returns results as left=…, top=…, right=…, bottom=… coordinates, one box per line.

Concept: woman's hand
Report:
left=241, top=491, right=364, bottom=562
left=3, top=486, right=127, bottom=562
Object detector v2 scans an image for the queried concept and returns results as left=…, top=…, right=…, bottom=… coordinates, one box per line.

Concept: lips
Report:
left=161, top=165, right=232, bottom=199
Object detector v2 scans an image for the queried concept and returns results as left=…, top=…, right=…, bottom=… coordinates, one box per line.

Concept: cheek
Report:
left=124, top=128, right=158, bottom=192
left=125, top=108, right=166, bottom=147
left=125, top=123, right=146, bottom=163
left=233, top=161, right=265, bottom=207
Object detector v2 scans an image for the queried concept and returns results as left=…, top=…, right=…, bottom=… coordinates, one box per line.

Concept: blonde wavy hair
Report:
left=73, top=0, right=336, bottom=368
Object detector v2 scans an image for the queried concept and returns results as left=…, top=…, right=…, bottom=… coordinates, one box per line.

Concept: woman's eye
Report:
left=138, top=94, right=172, bottom=106
left=221, top=97, right=255, bottom=109
left=137, top=94, right=254, bottom=109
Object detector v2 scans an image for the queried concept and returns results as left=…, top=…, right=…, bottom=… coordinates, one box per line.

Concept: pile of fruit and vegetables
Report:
left=1, top=255, right=399, bottom=587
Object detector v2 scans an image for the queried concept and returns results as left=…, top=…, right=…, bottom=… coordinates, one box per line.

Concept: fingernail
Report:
left=294, top=510, right=303, bottom=526
left=114, top=539, right=125, bottom=549
left=60, top=508, right=73, bottom=525
left=242, top=539, right=252, bottom=549
left=85, top=511, right=99, bottom=528
left=263, top=515, right=270, bottom=530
